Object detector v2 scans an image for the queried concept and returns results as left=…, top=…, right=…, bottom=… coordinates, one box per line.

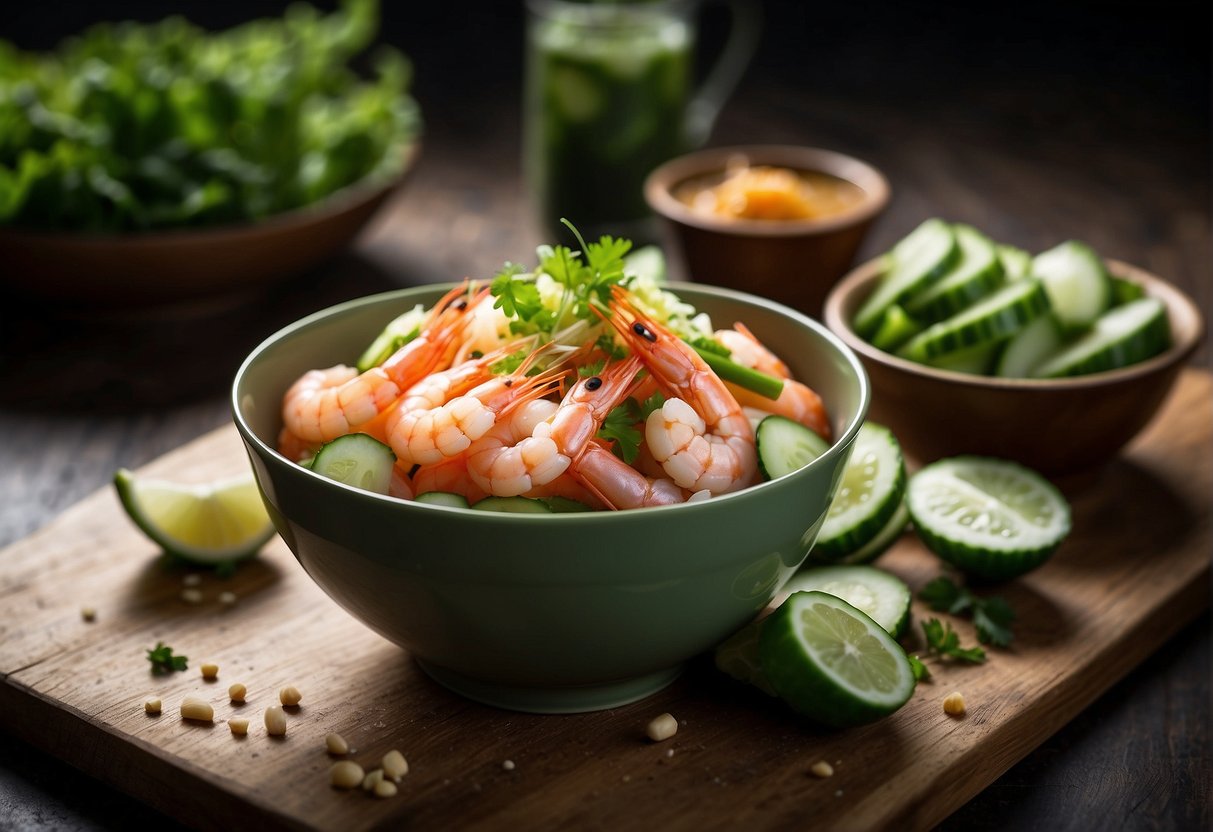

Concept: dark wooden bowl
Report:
left=0, top=144, right=419, bottom=308
left=645, top=145, right=890, bottom=319
left=823, top=257, right=1204, bottom=475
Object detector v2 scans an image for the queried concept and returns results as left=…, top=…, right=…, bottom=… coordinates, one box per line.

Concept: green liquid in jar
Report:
left=526, top=6, right=692, bottom=241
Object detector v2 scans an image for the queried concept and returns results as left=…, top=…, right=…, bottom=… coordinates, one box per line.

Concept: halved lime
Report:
left=759, top=591, right=916, bottom=727
left=114, top=469, right=275, bottom=566
left=813, top=422, right=906, bottom=561
left=906, top=456, right=1071, bottom=580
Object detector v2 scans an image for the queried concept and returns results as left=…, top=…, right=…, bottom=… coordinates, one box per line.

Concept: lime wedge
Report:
left=759, top=591, right=916, bottom=727
left=906, top=456, right=1071, bottom=580
left=114, top=469, right=275, bottom=566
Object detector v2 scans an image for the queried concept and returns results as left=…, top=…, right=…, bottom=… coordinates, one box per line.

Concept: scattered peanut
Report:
left=330, top=761, right=365, bottom=789
left=181, top=588, right=203, bottom=604
left=326, top=732, right=350, bottom=756
left=645, top=712, right=678, bottom=742
left=144, top=698, right=162, bottom=715
left=229, top=718, right=249, bottom=736
left=373, top=779, right=398, bottom=799
left=80, top=606, right=96, bottom=622
left=180, top=696, right=213, bottom=722
left=200, top=663, right=219, bottom=680
left=228, top=683, right=247, bottom=703
left=279, top=685, right=303, bottom=706
left=362, top=768, right=384, bottom=791
left=218, top=591, right=237, bottom=606
left=943, top=691, right=966, bottom=716
left=810, top=761, right=835, bottom=778
left=183, top=574, right=202, bottom=587
left=265, top=705, right=287, bottom=736
left=382, top=749, right=408, bottom=782
left=501, top=759, right=516, bottom=772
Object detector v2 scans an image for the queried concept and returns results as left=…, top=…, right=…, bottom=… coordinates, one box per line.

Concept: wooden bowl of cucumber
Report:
left=823, top=219, right=1204, bottom=476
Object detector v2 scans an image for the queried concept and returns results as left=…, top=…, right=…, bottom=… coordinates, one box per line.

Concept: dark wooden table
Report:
left=1, top=2, right=1208, bottom=828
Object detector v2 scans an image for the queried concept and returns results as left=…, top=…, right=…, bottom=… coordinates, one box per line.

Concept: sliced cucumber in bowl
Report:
left=1031, top=240, right=1112, bottom=332
left=902, top=224, right=1005, bottom=324
left=1031, top=297, right=1171, bottom=378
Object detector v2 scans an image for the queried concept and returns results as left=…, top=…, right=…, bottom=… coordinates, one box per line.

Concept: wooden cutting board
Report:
left=1, top=370, right=1209, bottom=832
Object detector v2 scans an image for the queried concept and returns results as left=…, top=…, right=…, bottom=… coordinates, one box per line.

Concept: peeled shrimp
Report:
left=716, top=323, right=831, bottom=440
left=386, top=356, right=566, bottom=467
left=466, top=356, right=643, bottom=497
left=281, top=284, right=482, bottom=444
left=607, top=287, right=758, bottom=495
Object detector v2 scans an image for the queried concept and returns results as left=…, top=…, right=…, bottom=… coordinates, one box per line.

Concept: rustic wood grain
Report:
left=0, top=371, right=1207, bottom=832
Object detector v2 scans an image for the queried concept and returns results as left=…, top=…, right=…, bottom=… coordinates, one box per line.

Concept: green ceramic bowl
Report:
left=232, top=283, right=870, bottom=713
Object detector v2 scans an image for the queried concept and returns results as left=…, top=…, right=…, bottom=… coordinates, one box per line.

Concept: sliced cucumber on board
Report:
left=836, top=501, right=909, bottom=565
left=854, top=219, right=959, bottom=336
left=1031, top=297, right=1170, bottom=378
left=814, top=423, right=905, bottom=561
left=1031, top=241, right=1112, bottom=332
left=902, top=224, right=1004, bottom=324
left=897, top=278, right=1051, bottom=362
left=783, top=565, right=912, bottom=638
left=311, top=434, right=396, bottom=495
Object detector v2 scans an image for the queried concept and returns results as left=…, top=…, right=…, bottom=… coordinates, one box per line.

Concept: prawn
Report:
left=568, top=442, right=687, bottom=510
left=606, top=287, right=759, bottom=496
left=388, top=462, right=415, bottom=501
left=716, top=323, right=831, bottom=440
left=281, top=283, right=485, bottom=444
left=465, top=355, right=644, bottom=497
left=386, top=350, right=567, bottom=467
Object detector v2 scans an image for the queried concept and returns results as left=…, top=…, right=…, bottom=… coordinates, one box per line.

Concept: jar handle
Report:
left=686, top=0, right=762, bottom=147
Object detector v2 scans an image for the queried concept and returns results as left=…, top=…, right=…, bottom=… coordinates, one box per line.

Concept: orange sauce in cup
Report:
left=676, top=161, right=866, bottom=222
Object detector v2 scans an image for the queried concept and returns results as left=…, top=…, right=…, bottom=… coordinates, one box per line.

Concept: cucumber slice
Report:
left=472, top=496, right=553, bottom=513
left=783, top=565, right=912, bottom=638
left=1031, top=241, right=1112, bottom=331
left=1031, top=297, right=1170, bottom=379
left=756, top=415, right=830, bottom=480
left=541, top=496, right=595, bottom=513
left=924, top=341, right=1001, bottom=375
left=355, top=305, right=426, bottom=372
left=1111, top=276, right=1146, bottom=306
left=995, top=313, right=1065, bottom=378
left=623, top=245, right=667, bottom=284
left=907, top=456, right=1071, bottom=581
left=998, top=244, right=1032, bottom=280
left=759, top=591, right=916, bottom=727
left=854, top=219, right=959, bottom=337
left=902, top=225, right=1005, bottom=324
left=869, top=304, right=923, bottom=353
left=714, top=619, right=777, bottom=697
left=311, top=434, right=396, bottom=495
left=415, top=491, right=470, bottom=509
left=836, top=501, right=909, bottom=565
left=897, top=278, right=1050, bottom=362
left=814, top=422, right=906, bottom=561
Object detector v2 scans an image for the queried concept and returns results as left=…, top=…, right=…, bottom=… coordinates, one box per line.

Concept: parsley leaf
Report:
left=598, top=398, right=643, bottom=464
left=578, top=359, right=606, bottom=378
left=595, top=333, right=626, bottom=360
left=639, top=391, right=665, bottom=420
left=491, top=262, right=543, bottom=322
left=921, top=618, right=986, bottom=664
left=907, top=653, right=931, bottom=681
left=490, top=348, right=530, bottom=375
left=919, top=576, right=1016, bottom=647
left=146, top=641, right=188, bottom=674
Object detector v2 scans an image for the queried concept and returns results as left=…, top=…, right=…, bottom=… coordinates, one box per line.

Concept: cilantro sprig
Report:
left=597, top=392, right=665, bottom=464
left=920, top=618, right=987, bottom=665
left=146, top=642, right=188, bottom=674
left=919, top=576, right=1016, bottom=647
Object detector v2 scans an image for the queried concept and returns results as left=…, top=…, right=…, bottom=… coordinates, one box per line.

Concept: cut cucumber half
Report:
left=995, top=313, right=1066, bottom=378
left=714, top=619, right=777, bottom=697
left=759, top=591, right=916, bottom=727
left=869, top=304, right=923, bottom=352
left=854, top=219, right=959, bottom=336
left=814, top=422, right=906, bottom=561
left=902, top=224, right=1005, bottom=324
left=471, top=496, right=553, bottom=513
left=836, top=501, right=909, bottom=565
left=1031, top=241, right=1112, bottom=332
left=907, top=456, right=1071, bottom=580
left=1031, top=297, right=1170, bottom=379
left=414, top=491, right=470, bottom=509
left=998, top=244, right=1032, bottom=280
left=356, top=305, right=426, bottom=372
left=783, top=565, right=912, bottom=638
left=311, top=434, right=397, bottom=495
left=114, top=469, right=274, bottom=566
left=898, top=278, right=1050, bottom=362
left=756, top=415, right=831, bottom=480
